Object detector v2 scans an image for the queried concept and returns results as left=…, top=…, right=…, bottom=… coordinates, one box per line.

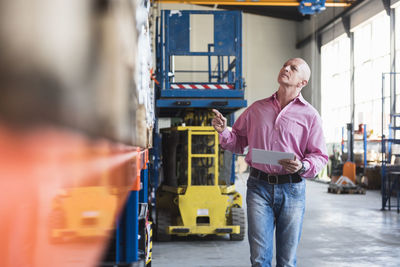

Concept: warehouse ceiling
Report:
left=200, top=0, right=363, bottom=22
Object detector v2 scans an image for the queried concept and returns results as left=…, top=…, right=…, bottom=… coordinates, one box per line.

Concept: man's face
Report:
left=277, top=59, right=307, bottom=88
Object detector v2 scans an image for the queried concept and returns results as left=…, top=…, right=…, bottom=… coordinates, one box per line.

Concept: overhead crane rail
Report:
left=153, top=0, right=353, bottom=7
left=153, top=0, right=355, bottom=15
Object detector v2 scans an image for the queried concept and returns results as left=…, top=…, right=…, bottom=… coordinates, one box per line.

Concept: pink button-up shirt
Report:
left=219, top=92, right=328, bottom=178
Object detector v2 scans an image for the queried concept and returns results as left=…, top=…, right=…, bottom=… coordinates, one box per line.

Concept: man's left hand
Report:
left=278, top=157, right=302, bottom=174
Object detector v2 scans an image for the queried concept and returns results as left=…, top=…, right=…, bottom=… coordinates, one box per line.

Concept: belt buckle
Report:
left=267, top=174, right=279, bottom=185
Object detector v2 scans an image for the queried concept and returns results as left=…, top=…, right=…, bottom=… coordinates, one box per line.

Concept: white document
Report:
left=252, top=148, right=295, bottom=166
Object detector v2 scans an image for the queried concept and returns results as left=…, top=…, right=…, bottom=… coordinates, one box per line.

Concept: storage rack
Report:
left=381, top=72, right=400, bottom=212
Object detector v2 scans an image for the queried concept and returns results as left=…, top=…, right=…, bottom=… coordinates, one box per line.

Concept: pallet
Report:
left=327, top=183, right=366, bottom=194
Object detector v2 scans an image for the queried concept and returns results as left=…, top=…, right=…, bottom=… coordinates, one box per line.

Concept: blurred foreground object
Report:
left=0, top=0, right=154, bottom=266
left=0, top=0, right=154, bottom=147
left=0, top=126, right=147, bottom=267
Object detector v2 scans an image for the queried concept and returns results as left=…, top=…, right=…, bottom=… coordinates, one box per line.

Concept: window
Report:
left=321, top=34, right=351, bottom=144
left=353, top=11, right=390, bottom=137
left=394, top=7, right=400, bottom=125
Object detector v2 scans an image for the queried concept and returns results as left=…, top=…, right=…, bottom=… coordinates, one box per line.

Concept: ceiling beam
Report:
left=154, top=0, right=353, bottom=7
left=296, top=0, right=367, bottom=49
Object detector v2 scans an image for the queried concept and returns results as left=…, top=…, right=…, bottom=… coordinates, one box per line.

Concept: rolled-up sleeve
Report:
left=219, top=110, right=249, bottom=154
left=301, top=114, right=328, bottom=178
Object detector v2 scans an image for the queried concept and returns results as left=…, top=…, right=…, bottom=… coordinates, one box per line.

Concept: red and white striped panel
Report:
left=170, top=84, right=234, bottom=90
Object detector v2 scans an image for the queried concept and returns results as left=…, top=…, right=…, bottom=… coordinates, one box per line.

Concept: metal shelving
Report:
left=381, top=72, right=400, bottom=212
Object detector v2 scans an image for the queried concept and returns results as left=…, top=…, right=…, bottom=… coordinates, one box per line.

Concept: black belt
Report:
left=250, top=167, right=302, bottom=184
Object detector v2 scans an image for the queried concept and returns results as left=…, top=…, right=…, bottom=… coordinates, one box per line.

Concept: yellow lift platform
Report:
left=156, top=126, right=245, bottom=241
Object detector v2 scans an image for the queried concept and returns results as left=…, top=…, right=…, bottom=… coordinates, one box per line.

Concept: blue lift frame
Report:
left=155, top=10, right=246, bottom=111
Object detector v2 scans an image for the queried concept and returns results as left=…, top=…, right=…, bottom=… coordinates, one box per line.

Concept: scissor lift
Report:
left=151, top=10, right=247, bottom=241
left=155, top=10, right=246, bottom=116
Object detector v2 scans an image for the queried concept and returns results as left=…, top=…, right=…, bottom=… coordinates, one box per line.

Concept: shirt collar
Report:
left=296, top=93, right=307, bottom=105
left=266, top=91, right=307, bottom=105
left=265, top=92, right=278, bottom=102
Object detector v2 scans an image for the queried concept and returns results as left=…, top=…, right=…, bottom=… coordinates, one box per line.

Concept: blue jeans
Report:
left=246, top=175, right=306, bottom=267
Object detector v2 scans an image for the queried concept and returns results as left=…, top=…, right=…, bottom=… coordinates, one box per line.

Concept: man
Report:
left=212, top=58, right=328, bottom=267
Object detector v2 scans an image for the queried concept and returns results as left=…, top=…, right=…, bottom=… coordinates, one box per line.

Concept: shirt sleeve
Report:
left=301, top=114, right=329, bottom=178
left=218, top=109, right=249, bottom=154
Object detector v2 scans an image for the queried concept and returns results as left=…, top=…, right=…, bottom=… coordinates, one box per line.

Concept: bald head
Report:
left=291, top=57, right=311, bottom=82
left=278, top=57, right=311, bottom=91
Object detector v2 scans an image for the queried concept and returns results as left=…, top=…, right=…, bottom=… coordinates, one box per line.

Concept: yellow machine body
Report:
left=165, top=185, right=241, bottom=235
left=156, top=125, right=245, bottom=239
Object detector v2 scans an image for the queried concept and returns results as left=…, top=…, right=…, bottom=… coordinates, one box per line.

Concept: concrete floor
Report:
left=152, top=173, right=400, bottom=267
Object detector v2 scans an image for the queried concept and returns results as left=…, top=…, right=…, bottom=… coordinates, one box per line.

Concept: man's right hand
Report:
left=212, top=109, right=227, bottom=133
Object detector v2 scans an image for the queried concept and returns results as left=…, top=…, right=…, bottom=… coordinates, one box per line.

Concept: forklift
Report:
left=151, top=10, right=247, bottom=241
